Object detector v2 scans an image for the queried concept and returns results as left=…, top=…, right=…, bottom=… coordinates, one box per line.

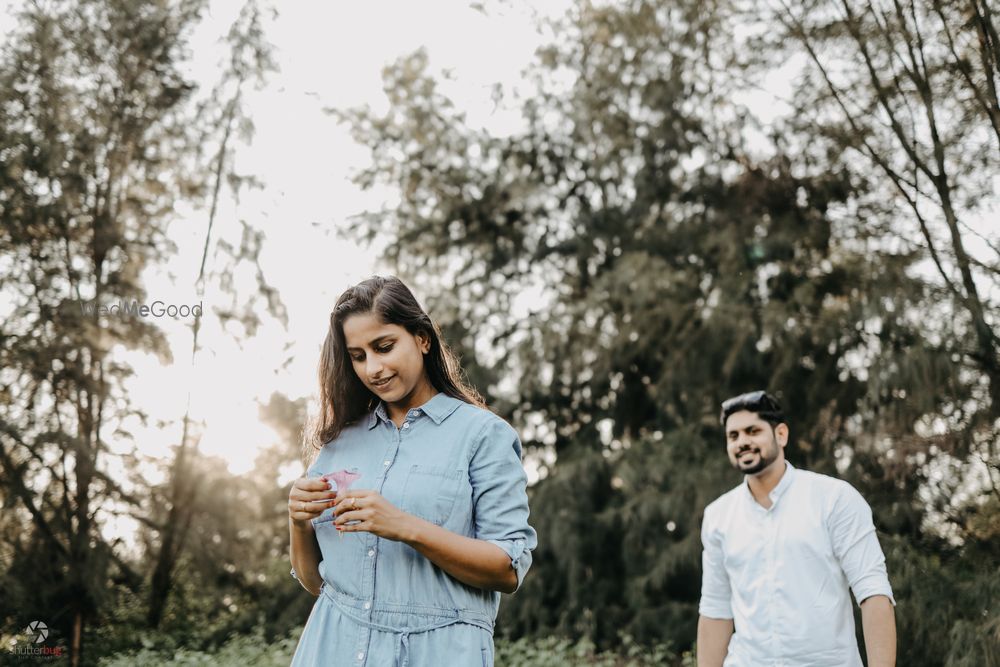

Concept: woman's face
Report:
left=342, top=312, right=434, bottom=410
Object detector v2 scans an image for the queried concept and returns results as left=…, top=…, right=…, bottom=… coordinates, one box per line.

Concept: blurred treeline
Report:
left=1, top=1, right=998, bottom=667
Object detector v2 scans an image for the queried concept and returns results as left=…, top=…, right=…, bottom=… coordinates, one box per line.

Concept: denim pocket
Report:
left=402, top=465, right=463, bottom=525
left=310, top=505, right=335, bottom=529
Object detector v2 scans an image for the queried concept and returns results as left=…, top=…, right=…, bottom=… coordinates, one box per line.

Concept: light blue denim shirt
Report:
left=290, top=393, right=537, bottom=667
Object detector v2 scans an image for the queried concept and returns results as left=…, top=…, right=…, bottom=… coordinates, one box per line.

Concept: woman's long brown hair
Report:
left=307, top=276, right=485, bottom=450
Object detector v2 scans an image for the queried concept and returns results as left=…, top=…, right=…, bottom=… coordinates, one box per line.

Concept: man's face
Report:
left=724, top=410, right=788, bottom=476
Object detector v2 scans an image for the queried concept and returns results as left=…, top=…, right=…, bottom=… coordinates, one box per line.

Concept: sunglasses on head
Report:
left=720, top=390, right=782, bottom=422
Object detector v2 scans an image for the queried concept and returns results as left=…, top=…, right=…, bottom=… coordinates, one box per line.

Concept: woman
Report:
left=288, top=276, right=536, bottom=667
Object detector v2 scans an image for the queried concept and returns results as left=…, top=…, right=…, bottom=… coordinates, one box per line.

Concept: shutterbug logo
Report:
left=3, top=620, right=64, bottom=658
left=27, top=621, right=47, bottom=643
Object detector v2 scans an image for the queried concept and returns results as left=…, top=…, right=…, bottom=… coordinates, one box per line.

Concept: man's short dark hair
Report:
left=720, top=390, right=786, bottom=427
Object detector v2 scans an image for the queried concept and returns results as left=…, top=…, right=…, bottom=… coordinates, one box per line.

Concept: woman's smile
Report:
left=370, top=375, right=395, bottom=390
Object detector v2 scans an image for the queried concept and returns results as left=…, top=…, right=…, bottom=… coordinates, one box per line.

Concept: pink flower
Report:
left=320, top=468, right=361, bottom=537
left=322, top=468, right=361, bottom=492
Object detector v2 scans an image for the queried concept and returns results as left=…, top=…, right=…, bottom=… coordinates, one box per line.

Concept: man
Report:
left=697, top=391, right=896, bottom=667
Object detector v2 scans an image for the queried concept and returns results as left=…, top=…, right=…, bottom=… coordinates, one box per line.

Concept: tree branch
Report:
left=774, top=0, right=964, bottom=299
left=0, top=428, right=69, bottom=560
left=836, top=0, right=938, bottom=181
left=932, top=0, right=1000, bottom=151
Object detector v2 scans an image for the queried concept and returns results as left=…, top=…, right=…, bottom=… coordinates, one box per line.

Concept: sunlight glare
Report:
left=197, top=398, right=281, bottom=475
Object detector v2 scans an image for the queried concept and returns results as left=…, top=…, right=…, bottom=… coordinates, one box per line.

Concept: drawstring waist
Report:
left=320, top=584, right=493, bottom=666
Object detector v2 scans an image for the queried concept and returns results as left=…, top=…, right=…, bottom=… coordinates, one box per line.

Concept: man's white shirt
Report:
left=699, top=462, right=895, bottom=667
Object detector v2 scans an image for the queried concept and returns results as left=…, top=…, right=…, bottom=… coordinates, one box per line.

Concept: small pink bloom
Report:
left=321, top=468, right=361, bottom=537
left=322, top=468, right=361, bottom=492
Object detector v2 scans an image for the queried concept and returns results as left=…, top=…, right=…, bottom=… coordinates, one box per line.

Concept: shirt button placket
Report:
left=766, top=511, right=777, bottom=656
left=357, top=426, right=392, bottom=665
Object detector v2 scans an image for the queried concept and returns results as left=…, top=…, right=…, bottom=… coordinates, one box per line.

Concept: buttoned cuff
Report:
left=852, top=574, right=895, bottom=607
left=488, top=538, right=531, bottom=593
left=698, top=597, right=734, bottom=620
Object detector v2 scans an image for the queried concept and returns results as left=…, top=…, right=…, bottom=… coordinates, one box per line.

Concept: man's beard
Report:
left=732, top=438, right=779, bottom=475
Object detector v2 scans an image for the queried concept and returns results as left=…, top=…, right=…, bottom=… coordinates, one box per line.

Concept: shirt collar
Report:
left=367, top=402, right=391, bottom=429
left=742, top=461, right=796, bottom=505
left=417, top=393, right=464, bottom=424
left=366, top=393, right=464, bottom=429
left=770, top=461, right=795, bottom=500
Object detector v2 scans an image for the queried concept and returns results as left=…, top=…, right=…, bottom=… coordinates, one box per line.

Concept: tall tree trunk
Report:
left=146, top=428, right=197, bottom=628
left=71, top=611, right=82, bottom=667
left=145, top=90, right=239, bottom=629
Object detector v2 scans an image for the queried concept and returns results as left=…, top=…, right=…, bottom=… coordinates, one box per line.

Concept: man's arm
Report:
left=697, top=615, right=734, bottom=667
left=860, top=595, right=896, bottom=667
left=828, top=483, right=896, bottom=666
left=698, top=502, right=734, bottom=667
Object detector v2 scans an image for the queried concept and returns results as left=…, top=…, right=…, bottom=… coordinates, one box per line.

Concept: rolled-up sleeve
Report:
left=829, top=482, right=895, bottom=606
left=699, top=504, right=734, bottom=619
left=468, top=419, right=538, bottom=593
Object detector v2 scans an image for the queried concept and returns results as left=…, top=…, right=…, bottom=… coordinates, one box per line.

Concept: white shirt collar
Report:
left=741, top=460, right=795, bottom=508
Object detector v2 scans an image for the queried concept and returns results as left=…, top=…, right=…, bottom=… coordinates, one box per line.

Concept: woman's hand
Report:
left=332, top=489, right=416, bottom=542
left=288, top=476, right=338, bottom=526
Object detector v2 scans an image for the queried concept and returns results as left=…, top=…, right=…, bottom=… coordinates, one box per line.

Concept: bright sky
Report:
left=116, top=0, right=571, bottom=482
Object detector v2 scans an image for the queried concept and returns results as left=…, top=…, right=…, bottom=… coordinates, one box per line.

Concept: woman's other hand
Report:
left=289, top=476, right=338, bottom=525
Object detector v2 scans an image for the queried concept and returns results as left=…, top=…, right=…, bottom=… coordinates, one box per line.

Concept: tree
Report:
left=762, top=0, right=1000, bottom=495
left=0, top=0, right=277, bottom=663
left=765, top=0, right=1000, bottom=415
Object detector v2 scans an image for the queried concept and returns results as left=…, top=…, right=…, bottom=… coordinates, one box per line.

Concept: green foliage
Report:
left=98, top=627, right=302, bottom=667
left=95, top=630, right=690, bottom=667
left=877, top=536, right=1000, bottom=667
left=496, top=634, right=693, bottom=667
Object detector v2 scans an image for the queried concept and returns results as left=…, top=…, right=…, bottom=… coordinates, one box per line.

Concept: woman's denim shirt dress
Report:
left=290, top=393, right=537, bottom=667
